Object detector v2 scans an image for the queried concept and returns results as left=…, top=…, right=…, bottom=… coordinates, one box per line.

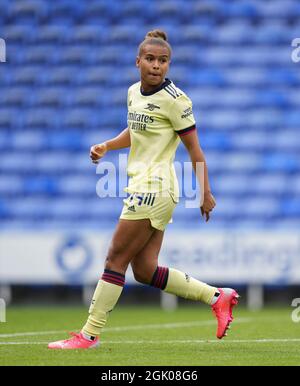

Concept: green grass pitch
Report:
left=0, top=305, right=299, bottom=366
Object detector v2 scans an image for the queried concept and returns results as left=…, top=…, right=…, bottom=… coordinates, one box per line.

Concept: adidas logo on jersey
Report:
left=127, top=205, right=136, bottom=212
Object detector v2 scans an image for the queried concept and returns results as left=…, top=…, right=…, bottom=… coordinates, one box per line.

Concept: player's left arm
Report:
left=180, top=129, right=216, bottom=222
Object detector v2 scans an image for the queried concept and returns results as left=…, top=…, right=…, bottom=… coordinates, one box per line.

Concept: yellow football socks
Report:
left=82, top=270, right=125, bottom=337
left=165, top=268, right=217, bottom=305
left=151, top=266, right=217, bottom=305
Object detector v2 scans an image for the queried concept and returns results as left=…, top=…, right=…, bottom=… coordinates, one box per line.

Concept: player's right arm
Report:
left=90, top=127, right=131, bottom=164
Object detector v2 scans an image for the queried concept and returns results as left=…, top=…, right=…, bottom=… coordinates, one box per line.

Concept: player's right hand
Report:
left=200, top=191, right=216, bottom=222
left=90, top=143, right=108, bottom=164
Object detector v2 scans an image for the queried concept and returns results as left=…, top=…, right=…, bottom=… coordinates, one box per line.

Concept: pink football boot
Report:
left=48, top=332, right=100, bottom=350
left=212, top=288, right=239, bottom=339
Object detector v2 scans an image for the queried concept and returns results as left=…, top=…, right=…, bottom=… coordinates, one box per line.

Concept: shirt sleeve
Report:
left=169, top=94, right=196, bottom=136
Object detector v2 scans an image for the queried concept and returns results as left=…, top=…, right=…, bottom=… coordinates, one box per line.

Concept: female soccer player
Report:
left=48, top=30, right=239, bottom=350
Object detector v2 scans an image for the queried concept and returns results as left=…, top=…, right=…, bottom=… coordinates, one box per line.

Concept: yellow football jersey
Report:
left=125, top=78, right=196, bottom=201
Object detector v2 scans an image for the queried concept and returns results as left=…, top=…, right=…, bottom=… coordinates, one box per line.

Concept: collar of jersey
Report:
left=140, top=78, right=172, bottom=96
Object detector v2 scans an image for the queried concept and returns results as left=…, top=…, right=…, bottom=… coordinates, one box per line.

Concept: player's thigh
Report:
left=131, top=229, right=165, bottom=283
left=106, top=218, right=155, bottom=264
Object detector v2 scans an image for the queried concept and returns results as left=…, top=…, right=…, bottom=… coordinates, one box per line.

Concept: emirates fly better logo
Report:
left=0, top=38, right=6, bottom=62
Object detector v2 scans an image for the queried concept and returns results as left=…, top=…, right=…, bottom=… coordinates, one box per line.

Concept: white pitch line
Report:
left=0, top=330, right=71, bottom=338
left=103, top=318, right=252, bottom=332
left=100, top=338, right=300, bottom=345
left=0, top=318, right=252, bottom=338
left=0, top=342, right=50, bottom=345
left=1, top=338, right=300, bottom=346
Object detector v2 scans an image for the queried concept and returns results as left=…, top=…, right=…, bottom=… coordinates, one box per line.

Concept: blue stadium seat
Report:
left=0, top=108, right=22, bottom=128
left=0, top=88, right=31, bottom=107
left=253, top=26, right=291, bottom=45
left=22, top=108, right=60, bottom=128
left=57, top=176, right=96, bottom=196
left=86, top=46, right=133, bottom=65
left=70, top=88, right=102, bottom=107
left=200, top=133, right=232, bottom=150
left=282, top=200, right=300, bottom=216
left=273, top=130, right=300, bottom=151
left=263, top=154, right=300, bottom=173
left=83, top=0, right=120, bottom=21
left=215, top=23, right=254, bottom=44
left=108, top=25, right=143, bottom=45
left=11, top=130, right=44, bottom=150
left=22, top=46, right=54, bottom=65
left=59, top=46, right=91, bottom=65
left=213, top=175, right=249, bottom=195
left=189, top=0, right=220, bottom=17
left=45, top=131, right=84, bottom=151
left=230, top=131, right=270, bottom=151
left=40, top=66, right=77, bottom=86
left=83, top=129, right=120, bottom=147
left=181, top=25, right=213, bottom=44
left=258, top=0, right=300, bottom=17
left=35, top=25, right=70, bottom=44
left=0, top=200, right=10, bottom=219
left=292, top=177, right=300, bottom=195
left=0, top=177, right=23, bottom=196
left=284, top=110, right=300, bottom=127
left=85, top=198, right=123, bottom=218
left=222, top=1, right=259, bottom=18
left=71, top=25, right=108, bottom=44
left=48, top=0, right=84, bottom=21
left=23, top=177, right=59, bottom=196
left=255, top=175, right=286, bottom=195
left=8, top=0, right=48, bottom=20
left=256, top=90, right=289, bottom=108
left=1, top=152, right=41, bottom=175
left=191, top=69, right=226, bottom=86
left=37, top=153, right=88, bottom=174
left=74, top=67, right=112, bottom=86
left=8, top=198, right=50, bottom=220
left=10, top=66, right=41, bottom=85
left=0, top=131, right=11, bottom=150
left=242, top=198, right=279, bottom=219
left=34, top=87, right=68, bottom=107
left=3, top=25, right=34, bottom=43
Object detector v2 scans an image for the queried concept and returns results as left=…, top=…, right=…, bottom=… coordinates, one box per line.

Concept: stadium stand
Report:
left=0, top=0, right=299, bottom=230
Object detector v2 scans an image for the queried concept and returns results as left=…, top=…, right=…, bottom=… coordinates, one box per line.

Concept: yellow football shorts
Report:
left=120, top=191, right=178, bottom=231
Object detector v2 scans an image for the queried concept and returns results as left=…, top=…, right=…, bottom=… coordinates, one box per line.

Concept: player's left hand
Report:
left=200, top=191, right=216, bottom=222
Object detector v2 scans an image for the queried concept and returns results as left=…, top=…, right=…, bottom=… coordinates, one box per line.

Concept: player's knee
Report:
left=133, top=271, right=150, bottom=284
left=104, top=248, right=129, bottom=272
left=106, top=240, right=128, bottom=260
left=132, top=267, right=152, bottom=285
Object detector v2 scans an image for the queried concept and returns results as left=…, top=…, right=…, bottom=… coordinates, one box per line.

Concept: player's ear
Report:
left=136, top=56, right=140, bottom=68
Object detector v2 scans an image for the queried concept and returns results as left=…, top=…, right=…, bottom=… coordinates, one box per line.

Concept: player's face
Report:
left=136, top=44, right=170, bottom=91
